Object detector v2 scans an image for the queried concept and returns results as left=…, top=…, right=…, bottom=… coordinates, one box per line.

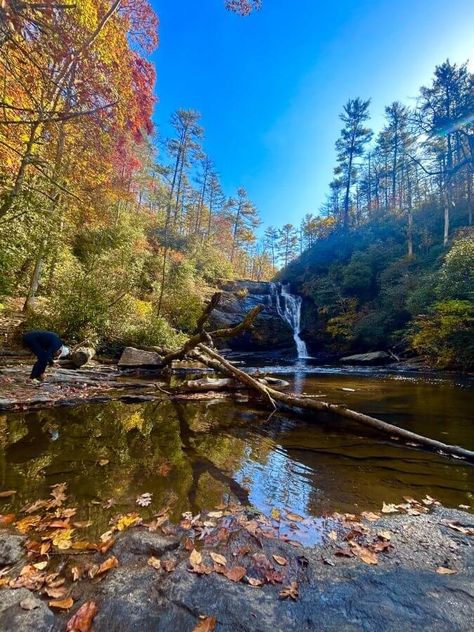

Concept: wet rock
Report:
left=0, top=533, right=25, bottom=565
left=210, top=281, right=294, bottom=352
left=112, top=530, right=179, bottom=564
left=118, top=347, right=164, bottom=368
left=340, top=351, right=392, bottom=365
left=0, top=588, right=56, bottom=632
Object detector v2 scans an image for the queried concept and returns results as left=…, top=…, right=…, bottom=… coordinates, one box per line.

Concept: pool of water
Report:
left=0, top=366, right=472, bottom=542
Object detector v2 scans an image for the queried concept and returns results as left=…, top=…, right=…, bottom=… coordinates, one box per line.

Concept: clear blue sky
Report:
left=150, top=0, right=474, bottom=230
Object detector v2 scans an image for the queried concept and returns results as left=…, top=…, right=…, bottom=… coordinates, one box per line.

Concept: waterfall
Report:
left=271, top=283, right=309, bottom=359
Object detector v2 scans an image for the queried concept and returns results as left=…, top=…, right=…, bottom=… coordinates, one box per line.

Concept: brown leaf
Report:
left=193, top=616, right=216, bottom=632
left=223, top=566, right=246, bottom=582
left=286, top=512, right=304, bottom=522
left=97, top=556, right=118, bottom=576
left=328, top=530, right=338, bottom=541
left=264, top=569, right=285, bottom=584
left=49, top=597, right=74, bottom=610
left=189, top=549, right=202, bottom=567
left=209, top=552, right=227, bottom=566
left=71, top=566, right=84, bottom=582
left=248, top=577, right=264, bottom=587
left=0, top=490, right=16, bottom=498
left=45, top=586, right=68, bottom=599
left=356, top=548, right=378, bottom=565
left=381, top=502, right=399, bottom=514
left=183, top=536, right=195, bottom=551
left=361, top=511, right=380, bottom=522
left=0, top=513, right=16, bottom=526
left=436, top=566, right=457, bottom=575
left=190, top=563, right=214, bottom=575
left=162, top=559, right=177, bottom=573
left=272, top=555, right=287, bottom=566
left=377, top=531, right=392, bottom=541
left=279, top=581, right=299, bottom=600
left=71, top=541, right=98, bottom=552
left=66, top=601, right=98, bottom=632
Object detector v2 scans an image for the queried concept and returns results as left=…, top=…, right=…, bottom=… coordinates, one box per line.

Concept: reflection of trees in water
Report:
left=1, top=399, right=276, bottom=529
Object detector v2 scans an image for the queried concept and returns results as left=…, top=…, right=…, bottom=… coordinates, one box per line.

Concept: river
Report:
left=0, top=363, right=472, bottom=543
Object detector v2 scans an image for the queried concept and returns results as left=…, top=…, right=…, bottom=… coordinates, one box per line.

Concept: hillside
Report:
left=278, top=205, right=474, bottom=369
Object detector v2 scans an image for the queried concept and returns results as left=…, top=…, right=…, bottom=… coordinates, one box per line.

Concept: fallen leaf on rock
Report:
left=335, top=547, right=354, bottom=558
left=15, top=515, right=41, bottom=533
left=279, top=581, right=299, bottom=600
left=189, top=549, right=203, bottom=567
left=361, top=511, right=380, bottom=522
left=328, top=530, right=338, bottom=541
left=377, top=531, right=392, bottom=541
left=248, top=577, right=264, bottom=587
left=458, top=504, right=470, bottom=510
left=224, top=566, right=246, bottom=582
left=71, top=566, right=84, bottom=582
left=189, top=564, right=214, bottom=575
left=356, top=548, right=378, bottom=565
left=0, top=490, right=16, bottom=498
left=381, top=503, right=399, bottom=514
left=209, top=552, right=227, bottom=566
left=97, top=556, right=118, bottom=575
left=446, top=522, right=474, bottom=536
left=162, top=559, right=177, bottom=572
left=272, top=555, right=287, bottom=566
left=265, top=569, right=285, bottom=584
left=436, top=567, right=457, bottom=575
left=45, top=586, right=68, bottom=599
left=371, top=541, right=391, bottom=553
left=286, top=512, right=304, bottom=523
left=66, top=601, right=98, bottom=632
left=207, top=511, right=223, bottom=519
left=49, top=597, right=74, bottom=610
left=147, top=556, right=161, bottom=570
left=183, top=536, right=195, bottom=551
left=20, top=597, right=39, bottom=610
left=193, top=615, right=216, bottom=632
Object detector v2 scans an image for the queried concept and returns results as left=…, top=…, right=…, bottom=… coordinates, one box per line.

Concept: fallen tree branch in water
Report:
left=190, top=346, right=474, bottom=463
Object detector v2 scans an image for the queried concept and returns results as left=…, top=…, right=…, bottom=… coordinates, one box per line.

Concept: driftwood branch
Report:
left=162, top=303, right=264, bottom=366
left=192, top=346, right=474, bottom=463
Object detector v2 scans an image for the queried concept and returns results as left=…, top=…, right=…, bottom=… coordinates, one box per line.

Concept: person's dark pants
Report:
left=23, top=332, right=61, bottom=379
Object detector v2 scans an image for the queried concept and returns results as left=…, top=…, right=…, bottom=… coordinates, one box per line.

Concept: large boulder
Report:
left=340, top=351, right=392, bottom=365
left=118, top=347, right=164, bottom=368
left=209, top=281, right=294, bottom=352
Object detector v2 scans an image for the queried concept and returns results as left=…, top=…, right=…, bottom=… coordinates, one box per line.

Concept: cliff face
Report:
left=209, top=281, right=294, bottom=352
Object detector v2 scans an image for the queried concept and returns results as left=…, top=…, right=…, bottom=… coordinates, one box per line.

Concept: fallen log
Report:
left=194, top=344, right=474, bottom=464
left=70, top=346, right=96, bottom=368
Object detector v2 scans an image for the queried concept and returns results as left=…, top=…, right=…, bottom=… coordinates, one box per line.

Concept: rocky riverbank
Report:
left=0, top=499, right=473, bottom=631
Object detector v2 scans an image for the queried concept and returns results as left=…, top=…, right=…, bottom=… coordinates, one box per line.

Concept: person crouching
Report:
left=23, top=330, right=70, bottom=382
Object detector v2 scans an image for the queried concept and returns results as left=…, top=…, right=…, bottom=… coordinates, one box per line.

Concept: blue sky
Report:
left=150, top=0, right=474, bottom=230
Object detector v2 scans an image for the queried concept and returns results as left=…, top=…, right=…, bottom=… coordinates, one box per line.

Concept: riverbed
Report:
left=1, top=363, right=472, bottom=544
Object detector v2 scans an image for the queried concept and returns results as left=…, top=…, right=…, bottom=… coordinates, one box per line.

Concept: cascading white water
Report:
left=271, top=283, right=309, bottom=359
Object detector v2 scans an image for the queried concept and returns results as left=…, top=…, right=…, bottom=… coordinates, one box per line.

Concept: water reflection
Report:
left=0, top=372, right=473, bottom=543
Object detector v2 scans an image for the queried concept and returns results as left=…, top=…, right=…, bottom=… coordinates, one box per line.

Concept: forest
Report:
left=1, top=2, right=472, bottom=369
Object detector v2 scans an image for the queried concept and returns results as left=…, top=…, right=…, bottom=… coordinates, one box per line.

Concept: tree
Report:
left=335, top=98, right=372, bottom=229
left=277, top=223, right=299, bottom=267
left=263, top=226, right=279, bottom=267
left=227, top=188, right=260, bottom=264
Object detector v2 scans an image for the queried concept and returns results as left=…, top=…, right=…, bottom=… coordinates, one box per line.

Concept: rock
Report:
left=0, top=588, right=56, bottom=632
left=112, top=530, right=179, bottom=564
left=210, top=282, right=294, bottom=352
left=0, top=533, right=25, bottom=565
left=118, top=347, right=164, bottom=368
left=340, top=351, right=392, bottom=365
